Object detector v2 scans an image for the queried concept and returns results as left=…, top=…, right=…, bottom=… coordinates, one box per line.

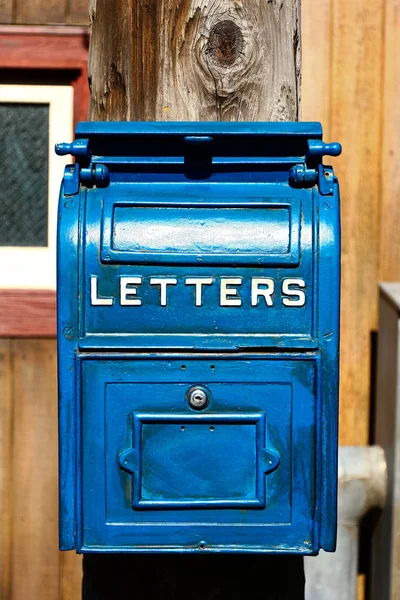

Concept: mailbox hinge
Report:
left=289, top=139, right=341, bottom=195
left=55, top=134, right=341, bottom=196
left=55, top=139, right=110, bottom=196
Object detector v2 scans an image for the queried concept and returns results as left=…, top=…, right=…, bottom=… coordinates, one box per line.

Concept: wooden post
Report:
left=85, top=1, right=303, bottom=598
left=88, top=0, right=300, bottom=122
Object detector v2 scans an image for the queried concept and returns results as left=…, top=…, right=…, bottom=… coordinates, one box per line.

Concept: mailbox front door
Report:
left=80, top=356, right=317, bottom=553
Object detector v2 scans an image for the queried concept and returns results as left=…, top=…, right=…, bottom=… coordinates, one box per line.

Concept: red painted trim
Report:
left=0, top=26, right=89, bottom=127
left=0, top=290, right=56, bottom=337
left=72, top=65, right=90, bottom=123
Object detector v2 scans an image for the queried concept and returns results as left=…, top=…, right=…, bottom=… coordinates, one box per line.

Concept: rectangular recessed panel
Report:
left=0, top=103, right=49, bottom=247
left=112, top=206, right=290, bottom=255
left=100, top=196, right=301, bottom=266
left=138, top=418, right=260, bottom=508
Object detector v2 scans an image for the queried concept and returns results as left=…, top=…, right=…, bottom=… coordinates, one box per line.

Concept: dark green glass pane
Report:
left=0, top=102, right=49, bottom=247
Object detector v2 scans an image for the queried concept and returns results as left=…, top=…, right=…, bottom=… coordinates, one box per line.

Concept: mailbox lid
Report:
left=79, top=354, right=320, bottom=553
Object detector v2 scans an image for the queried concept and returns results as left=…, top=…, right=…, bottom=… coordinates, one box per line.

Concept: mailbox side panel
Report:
left=317, top=181, right=340, bottom=551
left=57, top=183, right=81, bottom=550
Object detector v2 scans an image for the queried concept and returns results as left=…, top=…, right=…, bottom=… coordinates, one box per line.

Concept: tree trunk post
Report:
left=88, top=0, right=301, bottom=122
left=84, top=2, right=304, bottom=598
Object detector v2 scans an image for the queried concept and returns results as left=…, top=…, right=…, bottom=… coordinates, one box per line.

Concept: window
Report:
left=0, top=84, right=73, bottom=290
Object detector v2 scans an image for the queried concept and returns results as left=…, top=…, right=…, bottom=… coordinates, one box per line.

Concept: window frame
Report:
left=0, top=25, right=89, bottom=336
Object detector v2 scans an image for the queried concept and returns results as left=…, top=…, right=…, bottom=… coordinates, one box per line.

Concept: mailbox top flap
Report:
left=75, top=121, right=323, bottom=137
left=72, top=121, right=324, bottom=161
left=56, top=122, right=341, bottom=352
left=56, top=122, right=341, bottom=196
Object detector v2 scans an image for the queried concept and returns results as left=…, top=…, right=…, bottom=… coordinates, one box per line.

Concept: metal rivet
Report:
left=63, top=326, right=74, bottom=340
left=323, top=329, right=334, bottom=342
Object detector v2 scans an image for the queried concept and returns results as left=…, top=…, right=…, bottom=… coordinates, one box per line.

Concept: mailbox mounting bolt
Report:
left=187, top=387, right=209, bottom=410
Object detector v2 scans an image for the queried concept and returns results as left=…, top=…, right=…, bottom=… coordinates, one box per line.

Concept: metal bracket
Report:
left=318, top=165, right=335, bottom=196
left=55, top=138, right=91, bottom=161
left=289, top=139, right=341, bottom=193
left=306, top=140, right=342, bottom=161
left=289, top=164, right=318, bottom=188
left=56, top=139, right=109, bottom=195
left=61, top=163, right=110, bottom=196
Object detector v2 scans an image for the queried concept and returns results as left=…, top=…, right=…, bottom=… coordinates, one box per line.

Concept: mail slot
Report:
left=56, top=122, right=341, bottom=554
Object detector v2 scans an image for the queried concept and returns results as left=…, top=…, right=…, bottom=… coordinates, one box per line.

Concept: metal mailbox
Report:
left=56, top=122, right=341, bottom=554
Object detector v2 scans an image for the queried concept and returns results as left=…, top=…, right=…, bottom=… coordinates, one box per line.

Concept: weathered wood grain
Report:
left=379, top=0, right=400, bottom=282
left=15, top=0, right=66, bottom=24
left=0, top=340, right=12, bottom=600
left=0, top=0, right=12, bottom=23
left=331, top=0, right=384, bottom=445
left=89, top=0, right=301, bottom=121
left=301, top=0, right=332, bottom=138
left=10, top=340, right=60, bottom=600
left=67, top=0, right=88, bottom=25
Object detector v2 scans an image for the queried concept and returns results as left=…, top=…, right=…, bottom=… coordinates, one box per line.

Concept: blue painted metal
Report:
left=56, top=121, right=341, bottom=555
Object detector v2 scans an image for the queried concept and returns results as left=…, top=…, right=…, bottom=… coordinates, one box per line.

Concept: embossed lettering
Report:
left=220, top=277, right=242, bottom=307
left=282, top=278, right=306, bottom=307
left=90, top=276, right=113, bottom=306
left=120, top=277, right=142, bottom=306
left=89, top=276, right=307, bottom=308
left=185, top=277, right=213, bottom=307
left=251, top=278, right=274, bottom=307
left=150, top=277, right=178, bottom=307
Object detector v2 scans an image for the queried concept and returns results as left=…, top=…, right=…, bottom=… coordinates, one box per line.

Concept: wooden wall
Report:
left=0, top=0, right=88, bottom=25
left=0, top=340, right=82, bottom=600
left=1, top=0, right=399, bottom=598
left=303, top=0, right=400, bottom=446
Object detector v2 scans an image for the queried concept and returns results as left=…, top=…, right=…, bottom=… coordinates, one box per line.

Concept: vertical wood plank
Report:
left=0, top=340, right=12, bottom=600
left=15, top=0, right=66, bottom=25
left=331, top=0, right=384, bottom=445
left=10, top=339, right=60, bottom=600
left=59, top=553, right=82, bottom=600
left=89, top=0, right=301, bottom=122
left=301, top=0, right=332, bottom=138
left=66, top=0, right=88, bottom=25
left=0, top=0, right=13, bottom=23
left=379, top=0, right=400, bottom=281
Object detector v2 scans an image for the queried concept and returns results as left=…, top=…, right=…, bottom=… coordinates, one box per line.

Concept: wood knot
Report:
left=206, top=20, right=244, bottom=68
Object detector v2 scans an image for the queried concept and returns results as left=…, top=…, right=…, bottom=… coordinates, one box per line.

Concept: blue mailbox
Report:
left=56, top=122, right=341, bottom=555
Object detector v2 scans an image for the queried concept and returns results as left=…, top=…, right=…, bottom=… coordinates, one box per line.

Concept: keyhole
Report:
left=187, top=386, right=210, bottom=410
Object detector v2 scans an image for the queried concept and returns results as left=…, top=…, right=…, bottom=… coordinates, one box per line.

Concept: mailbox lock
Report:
left=187, top=386, right=210, bottom=410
